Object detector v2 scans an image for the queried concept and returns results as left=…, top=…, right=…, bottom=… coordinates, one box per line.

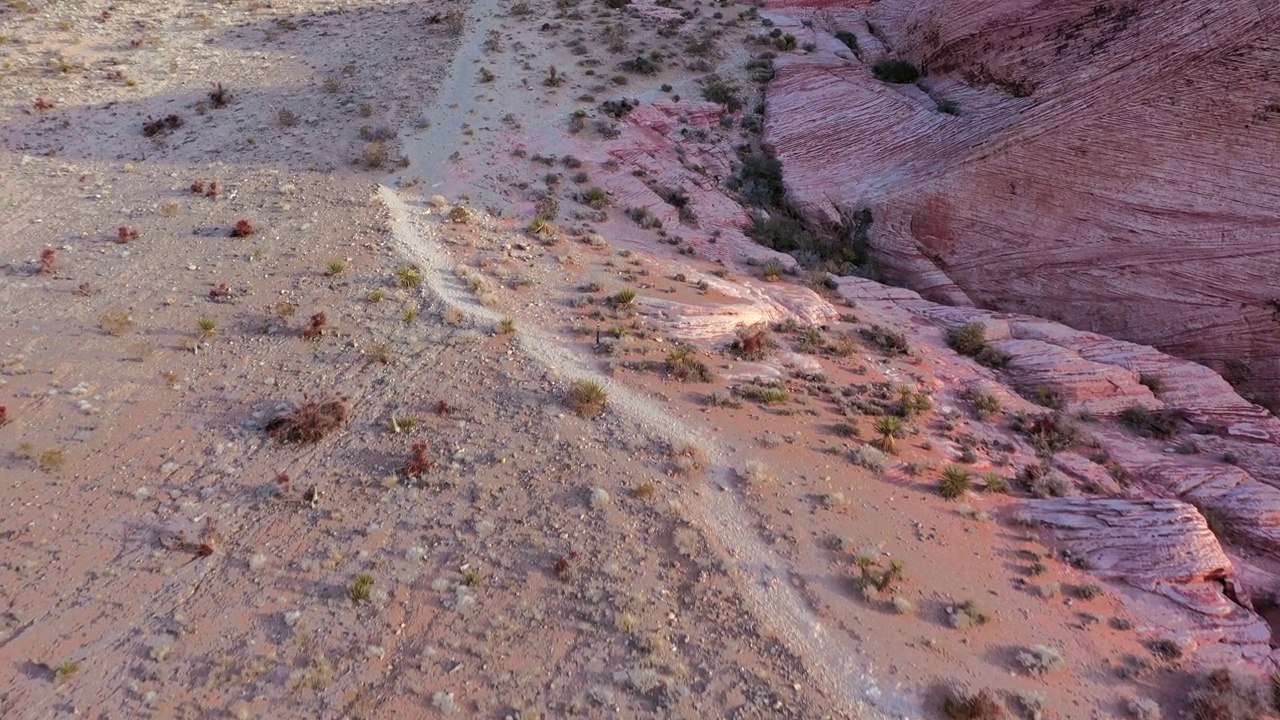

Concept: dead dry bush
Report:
left=265, top=395, right=349, bottom=444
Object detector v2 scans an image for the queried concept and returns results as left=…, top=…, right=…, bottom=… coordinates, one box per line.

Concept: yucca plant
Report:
left=873, top=416, right=904, bottom=453
left=938, top=464, right=972, bottom=499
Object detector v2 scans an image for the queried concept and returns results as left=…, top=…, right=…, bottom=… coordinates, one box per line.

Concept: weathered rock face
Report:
left=1022, top=498, right=1276, bottom=668
left=762, top=0, right=1280, bottom=407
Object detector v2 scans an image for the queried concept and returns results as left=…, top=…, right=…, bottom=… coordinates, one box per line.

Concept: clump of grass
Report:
left=368, top=289, right=386, bottom=303
left=665, top=346, right=712, bottom=382
left=395, top=266, right=423, bottom=288
left=938, top=464, right=972, bottom=499
left=348, top=573, right=374, bottom=602
left=860, top=324, right=910, bottom=355
left=53, top=661, right=78, bottom=682
left=326, top=260, right=347, bottom=276
left=982, top=472, right=1008, bottom=493
left=38, top=448, right=65, bottom=473
left=265, top=395, right=349, bottom=444
left=567, top=379, right=607, bottom=418
left=1075, top=583, right=1103, bottom=599
left=367, top=343, right=392, bottom=364
left=528, top=216, right=557, bottom=237
left=737, top=384, right=790, bottom=405
left=498, top=317, right=516, bottom=335
left=611, top=288, right=637, bottom=308
left=947, top=599, right=989, bottom=629
left=762, top=260, right=784, bottom=281
left=196, top=317, right=218, bottom=340
left=579, top=186, right=610, bottom=209
left=967, top=390, right=1002, bottom=420
left=852, top=554, right=905, bottom=600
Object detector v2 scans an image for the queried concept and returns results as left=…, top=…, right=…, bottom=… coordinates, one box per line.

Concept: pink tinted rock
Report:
left=765, top=0, right=1280, bottom=406
left=1022, top=498, right=1274, bottom=666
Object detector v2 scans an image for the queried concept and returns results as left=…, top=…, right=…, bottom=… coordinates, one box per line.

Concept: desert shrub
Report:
left=942, top=686, right=1006, bottom=719
left=860, top=324, right=910, bottom=355
left=1119, top=405, right=1182, bottom=440
left=1019, top=463, right=1072, bottom=498
left=968, top=390, right=1002, bottom=420
left=618, top=55, right=659, bottom=75
left=938, top=464, right=972, bottom=499
left=834, top=30, right=858, bottom=52
left=746, top=214, right=818, bottom=254
left=737, top=384, right=790, bottom=405
left=665, top=346, right=712, bottom=382
left=948, top=322, right=988, bottom=356
left=850, top=445, right=889, bottom=472
left=937, top=99, right=960, bottom=116
left=727, top=147, right=784, bottom=209
left=701, top=74, right=742, bottom=111
left=265, top=395, right=349, bottom=444
left=1187, top=668, right=1270, bottom=720
left=729, top=323, right=775, bottom=360
left=1017, top=645, right=1065, bottom=676
left=873, top=59, right=920, bottom=83
left=982, top=471, right=1008, bottom=493
left=1148, top=638, right=1183, bottom=661
left=1139, top=373, right=1164, bottom=397
left=1015, top=412, right=1081, bottom=454
left=852, top=554, right=904, bottom=598
left=567, top=379, right=607, bottom=418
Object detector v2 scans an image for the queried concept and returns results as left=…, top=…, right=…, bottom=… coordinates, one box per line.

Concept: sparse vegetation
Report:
left=326, top=260, right=347, bottom=276
left=873, top=416, right=905, bottom=453
left=231, top=219, right=256, bottom=238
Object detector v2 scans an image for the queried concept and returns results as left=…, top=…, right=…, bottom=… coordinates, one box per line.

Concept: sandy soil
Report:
left=0, top=1, right=1205, bottom=718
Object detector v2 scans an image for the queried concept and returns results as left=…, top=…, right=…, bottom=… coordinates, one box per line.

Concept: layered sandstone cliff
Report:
left=761, top=0, right=1280, bottom=407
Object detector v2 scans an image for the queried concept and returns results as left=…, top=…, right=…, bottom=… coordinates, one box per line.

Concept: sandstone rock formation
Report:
left=1021, top=498, right=1276, bottom=669
left=762, top=0, right=1280, bottom=407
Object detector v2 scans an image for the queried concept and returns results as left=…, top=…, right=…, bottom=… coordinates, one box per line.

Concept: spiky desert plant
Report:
left=394, top=266, right=423, bottom=288
left=873, top=416, right=904, bottom=453
left=611, top=288, right=637, bottom=308
left=498, top=317, right=516, bottom=335
left=567, top=379, right=607, bottom=418
left=938, top=464, right=972, bottom=499
left=325, top=260, right=346, bottom=276
left=348, top=573, right=373, bottom=602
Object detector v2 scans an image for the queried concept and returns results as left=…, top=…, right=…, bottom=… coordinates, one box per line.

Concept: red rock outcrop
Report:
left=761, top=0, right=1280, bottom=407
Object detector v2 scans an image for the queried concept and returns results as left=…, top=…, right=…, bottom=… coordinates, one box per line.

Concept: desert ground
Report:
left=1, top=1, right=1277, bottom=719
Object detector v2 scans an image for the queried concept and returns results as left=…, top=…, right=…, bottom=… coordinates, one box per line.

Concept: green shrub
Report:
left=1119, top=406, right=1182, bottom=440
left=948, top=322, right=987, bottom=356
left=834, top=30, right=858, bottom=52
left=348, top=573, right=374, bottom=602
left=701, top=74, right=742, bottom=111
left=873, top=59, right=920, bottom=83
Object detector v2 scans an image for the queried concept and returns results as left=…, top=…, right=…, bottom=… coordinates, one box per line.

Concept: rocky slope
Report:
left=760, top=0, right=1280, bottom=408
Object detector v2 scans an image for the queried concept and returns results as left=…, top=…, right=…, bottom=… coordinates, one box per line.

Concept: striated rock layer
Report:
left=761, top=0, right=1280, bottom=407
